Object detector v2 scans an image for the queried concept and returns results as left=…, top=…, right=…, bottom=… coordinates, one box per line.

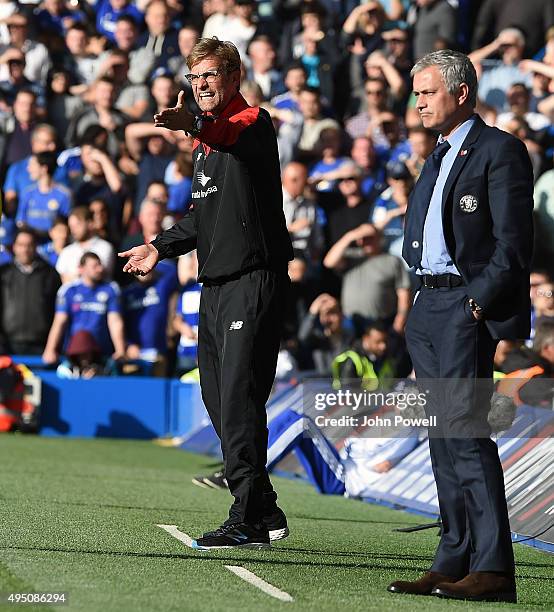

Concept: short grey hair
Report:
left=411, top=49, right=478, bottom=109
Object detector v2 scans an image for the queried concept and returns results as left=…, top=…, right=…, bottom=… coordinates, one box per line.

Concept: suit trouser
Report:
left=405, top=285, right=515, bottom=576
left=197, top=268, right=290, bottom=525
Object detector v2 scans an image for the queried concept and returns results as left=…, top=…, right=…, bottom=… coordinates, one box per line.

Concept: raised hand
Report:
left=153, top=91, right=194, bottom=132
left=118, top=244, right=160, bottom=275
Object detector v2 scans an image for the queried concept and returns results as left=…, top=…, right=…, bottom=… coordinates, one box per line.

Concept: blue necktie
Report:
left=402, top=140, right=451, bottom=267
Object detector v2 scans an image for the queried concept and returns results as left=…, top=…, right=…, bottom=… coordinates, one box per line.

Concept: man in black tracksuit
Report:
left=119, top=38, right=293, bottom=550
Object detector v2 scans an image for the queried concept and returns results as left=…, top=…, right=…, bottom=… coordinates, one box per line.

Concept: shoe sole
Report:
left=202, top=479, right=227, bottom=490
left=432, top=588, right=517, bottom=603
left=191, top=478, right=212, bottom=490
left=192, top=541, right=271, bottom=551
left=269, top=527, right=289, bottom=541
left=387, top=585, right=433, bottom=595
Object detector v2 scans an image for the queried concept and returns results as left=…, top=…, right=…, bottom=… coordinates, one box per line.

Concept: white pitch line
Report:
left=157, top=524, right=195, bottom=548
left=156, top=525, right=293, bottom=602
left=224, top=565, right=294, bottom=602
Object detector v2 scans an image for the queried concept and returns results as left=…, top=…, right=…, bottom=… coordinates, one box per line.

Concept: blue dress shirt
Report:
left=419, top=117, right=475, bottom=275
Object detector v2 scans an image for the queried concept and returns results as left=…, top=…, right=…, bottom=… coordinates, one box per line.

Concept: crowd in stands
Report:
left=0, top=0, right=552, bottom=405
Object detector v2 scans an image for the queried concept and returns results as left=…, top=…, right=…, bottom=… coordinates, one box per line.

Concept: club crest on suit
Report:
left=459, top=194, right=478, bottom=213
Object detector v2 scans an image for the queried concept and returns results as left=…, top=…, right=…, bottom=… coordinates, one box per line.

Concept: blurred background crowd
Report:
left=0, top=0, right=552, bottom=405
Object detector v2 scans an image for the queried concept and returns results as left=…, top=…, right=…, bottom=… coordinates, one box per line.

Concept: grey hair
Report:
left=411, top=49, right=478, bottom=108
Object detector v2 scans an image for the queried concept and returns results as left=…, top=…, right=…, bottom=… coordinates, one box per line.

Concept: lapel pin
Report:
left=459, top=149, right=468, bottom=156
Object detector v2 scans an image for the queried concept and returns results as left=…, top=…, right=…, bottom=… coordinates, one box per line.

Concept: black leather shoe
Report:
left=387, top=571, right=459, bottom=595
left=431, top=572, right=517, bottom=602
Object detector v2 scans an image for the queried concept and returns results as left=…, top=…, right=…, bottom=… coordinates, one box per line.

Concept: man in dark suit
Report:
left=387, top=50, right=533, bottom=602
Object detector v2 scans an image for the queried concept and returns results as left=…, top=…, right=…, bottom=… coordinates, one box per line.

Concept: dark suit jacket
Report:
left=403, top=115, right=534, bottom=340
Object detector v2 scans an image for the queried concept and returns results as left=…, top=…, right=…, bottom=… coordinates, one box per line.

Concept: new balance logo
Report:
left=197, top=171, right=211, bottom=187
left=229, top=321, right=244, bottom=330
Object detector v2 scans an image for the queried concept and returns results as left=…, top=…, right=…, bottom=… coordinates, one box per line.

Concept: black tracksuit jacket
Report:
left=151, top=93, right=293, bottom=281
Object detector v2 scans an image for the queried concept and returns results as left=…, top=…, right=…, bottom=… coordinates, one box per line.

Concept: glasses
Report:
left=537, top=289, right=554, bottom=298
left=185, top=69, right=223, bottom=84
left=366, top=89, right=384, bottom=95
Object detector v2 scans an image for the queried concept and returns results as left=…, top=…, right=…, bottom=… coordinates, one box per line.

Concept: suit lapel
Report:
left=441, top=115, right=486, bottom=214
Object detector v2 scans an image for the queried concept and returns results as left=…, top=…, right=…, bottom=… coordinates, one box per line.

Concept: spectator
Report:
left=96, top=49, right=150, bottom=120
left=95, top=0, right=143, bottom=44
left=533, top=281, right=554, bottom=323
left=323, top=223, right=411, bottom=335
left=62, top=23, right=99, bottom=88
left=167, top=151, right=193, bottom=215
left=308, top=126, right=350, bottom=192
left=43, top=251, right=125, bottom=363
left=497, top=320, right=554, bottom=408
left=246, top=35, right=285, bottom=100
left=110, top=15, right=155, bottom=85
left=122, top=259, right=178, bottom=366
left=372, top=111, right=410, bottom=165
left=533, top=165, right=554, bottom=273
left=66, top=77, right=128, bottom=158
left=3, top=123, right=57, bottom=219
left=202, top=0, right=232, bottom=40
left=371, top=159, right=413, bottom=258
left=138, top=0, right=180, bottom=71
left=225, top=0, right=258, bottom=61
left=34, top=0, right=85, bottom=39
left=149, top=72, right=176, bottom=116
left=73, top=141, right=125, bottom=236
left=364, top=50, right=406, bottom=105
left=472, top=0, right=554, bottom=58
left=16, top=151, right=72, bottom=241
left=46, top=69, right=84, bottom=138
left=289, top=3, right=337, bottom=103
left=405, top=125, right=435, bottom=178
left=341, top=1, right=386, bottom=58
left=168, top=25, right=200, bottom=88
left=282, top=161, right=323, bottom=263
left=173, top=251, right=201, bottom=375
left=296, top=86, right=340, bottom=162
left=282, top=255, right=314, bottom=361
left=350, top=136, right=385, bottom=197
left=345, top=77, right=390, bottom=142
left=0, top=228, right=61, bottom=354
left=470, top=27, right=531, bottom=111
left=163, top=130, right=193, bottom=186
left=120, top=198, right=164, bottom=251
left=496, top=82, right=550, bottom=132
left=381, top=26, right=412, bottom=88
left=298, top=293, right=352, bottom=374
left=56, top=329, right=114, bottom=378
left=56, top=206, right=115, bottom=283
left=408, top=0, right=456, bottom=60
left=332, top=321, right=403, bottom=389
left=124, top=122, right=175, bottom=212
left=37, top=216, right=69, bottom=267
left=0, top=12, right=51, bottom=86
left=0, top=48, right=46, bottom=110
left=0, top=88, right=38, bottom=169
left=321, top=162, right=374, bottom=246
left=89, top=198, right=117, bottom=244
left=271, top=61, right=308, bottom=112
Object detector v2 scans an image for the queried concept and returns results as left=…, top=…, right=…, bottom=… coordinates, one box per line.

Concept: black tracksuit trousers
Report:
left=197, top=268, right=290, bottom=525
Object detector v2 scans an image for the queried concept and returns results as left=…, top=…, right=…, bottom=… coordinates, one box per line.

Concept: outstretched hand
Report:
left=154, top=90, right=194, bottom=132
left=118, top=243, right=160, bottom=276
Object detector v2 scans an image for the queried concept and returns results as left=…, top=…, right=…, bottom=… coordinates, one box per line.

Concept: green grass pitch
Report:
left=0, top=435, right=552, bottom=611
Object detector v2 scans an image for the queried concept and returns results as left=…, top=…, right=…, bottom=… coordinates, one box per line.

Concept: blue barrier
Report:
left=38, top=372, right=208, bottom=439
